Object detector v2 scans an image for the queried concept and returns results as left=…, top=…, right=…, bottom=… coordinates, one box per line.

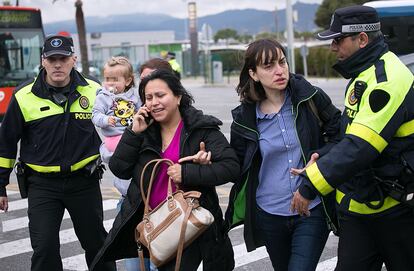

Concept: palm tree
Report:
left=74, top=0, right=89, bottom=76
left=53, top=0, right=89, bottom=76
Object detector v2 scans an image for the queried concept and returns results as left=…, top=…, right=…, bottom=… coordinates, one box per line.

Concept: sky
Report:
left=13, top=0, right=322, bottom=23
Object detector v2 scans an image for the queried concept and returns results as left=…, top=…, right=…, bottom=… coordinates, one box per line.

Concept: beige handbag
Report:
left=135, top=159, right=215, bottom=271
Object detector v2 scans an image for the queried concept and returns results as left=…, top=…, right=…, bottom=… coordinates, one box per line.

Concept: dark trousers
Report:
left=27, top=174, right=116, bottom=271
left=255, top=204, right=329, bottom=271
left=336, top=208, right=414, bottom=271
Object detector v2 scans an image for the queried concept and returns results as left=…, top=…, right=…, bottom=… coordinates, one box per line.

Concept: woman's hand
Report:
left=167, top=164, right=182, bottom=184
left=290, top=190, right=311, bottom=216
left=178, top=142, right=211, bottom=165
left=290, top=153, right=319, bottom=176
left=131, top=105, right=152, bottom=133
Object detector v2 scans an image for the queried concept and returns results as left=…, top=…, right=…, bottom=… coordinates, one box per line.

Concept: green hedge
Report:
left=295, top=46, right=340, bottom=77
left=210, top=46, right=340, bottom=78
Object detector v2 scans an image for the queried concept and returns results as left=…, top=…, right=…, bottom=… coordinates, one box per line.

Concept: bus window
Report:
left=365, top=1, right=414, bottom=56
left=0, top=30, right=43, bottom=80
left=0, top=6, right=44, bottom=118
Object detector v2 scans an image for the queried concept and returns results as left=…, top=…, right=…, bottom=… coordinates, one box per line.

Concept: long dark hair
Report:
left=138, top=69, right=194, bottom=114
left=237, top=38, right=288, bottom=103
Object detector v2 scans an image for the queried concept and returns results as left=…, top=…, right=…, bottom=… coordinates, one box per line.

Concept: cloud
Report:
left=19, top=0, right=321, bottom=23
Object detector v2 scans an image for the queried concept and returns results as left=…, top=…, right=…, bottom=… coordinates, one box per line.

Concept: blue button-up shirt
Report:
left=256, top=90, right=320, bottom=216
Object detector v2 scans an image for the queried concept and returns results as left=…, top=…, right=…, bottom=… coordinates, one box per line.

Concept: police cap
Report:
left=42, top=35, right=75, bottom=58
left=316, top=5, right=381, bottom=40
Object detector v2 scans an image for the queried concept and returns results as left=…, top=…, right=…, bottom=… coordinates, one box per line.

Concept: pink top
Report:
left=104, top=135, right=122, bottom=152
left=149, top=120, right=184, bottom=209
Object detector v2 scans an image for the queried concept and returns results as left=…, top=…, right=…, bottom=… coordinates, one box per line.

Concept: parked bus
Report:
left=0, top=6, right=44, bottom=119
left=364, top=0, right=414, bottom=56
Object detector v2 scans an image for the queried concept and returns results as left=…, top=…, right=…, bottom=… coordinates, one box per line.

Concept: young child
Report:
left=92, top=56, right=150, bottom=271
left=92, top=56, right=139, bottom=193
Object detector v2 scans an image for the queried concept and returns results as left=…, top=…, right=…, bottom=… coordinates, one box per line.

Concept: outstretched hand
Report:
left=178, top=142, right=211, bottom=165
left=290, top=153, right=319, bottom=176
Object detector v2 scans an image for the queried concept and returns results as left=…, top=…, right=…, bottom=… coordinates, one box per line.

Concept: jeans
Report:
left=116, top=197, right=157, bottom=271
left=255, top=204, right=329, bottom=271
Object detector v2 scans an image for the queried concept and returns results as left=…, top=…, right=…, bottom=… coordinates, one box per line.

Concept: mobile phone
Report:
left=144, top=114, right=153, bottom=125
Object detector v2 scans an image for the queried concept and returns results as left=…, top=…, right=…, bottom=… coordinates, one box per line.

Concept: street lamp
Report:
left=286, top=0, right=295, bottom=73
left=188, top=1, right=198, bottom=76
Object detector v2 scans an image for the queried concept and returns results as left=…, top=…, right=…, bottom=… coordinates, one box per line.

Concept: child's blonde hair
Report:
left=104, top=56, right=135, bottom=89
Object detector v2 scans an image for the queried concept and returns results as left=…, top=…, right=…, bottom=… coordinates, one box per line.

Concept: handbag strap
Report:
left=140, top=158, right=175, bottom=214
left=174, top=199, right=193, bottom=271
left=137, top=244, right=147, bottom=271
left=139, top=158, right=193, bottom=271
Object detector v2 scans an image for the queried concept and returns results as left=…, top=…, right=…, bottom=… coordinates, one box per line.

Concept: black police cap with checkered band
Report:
left=316, top=5, right=381, bottom=40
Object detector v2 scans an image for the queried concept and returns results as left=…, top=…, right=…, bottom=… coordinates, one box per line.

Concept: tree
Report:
left=214, top=28, right=239, bottom=43
left=237, top=34, right=253, bottom=44
left=315, top=0, right=372, bottom=29
left=53, top=0, right=89, bottom=76
left=255, top=32, right=280, bottom=41
left=74, top=0, right=89, bottom=76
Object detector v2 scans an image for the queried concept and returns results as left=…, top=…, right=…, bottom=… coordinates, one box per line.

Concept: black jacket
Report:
left=90, top=106, right=240, bottom=270
left=0, top=69, right=101, bottom=196
left=225, top=74, right=341, bottom=252
left=299, top=37, right=414, bottom=216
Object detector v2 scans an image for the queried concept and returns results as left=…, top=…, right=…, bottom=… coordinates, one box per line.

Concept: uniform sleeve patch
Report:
left=369, top=89, right=390, bottom=113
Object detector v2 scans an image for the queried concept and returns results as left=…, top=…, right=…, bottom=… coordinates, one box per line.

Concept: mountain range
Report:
left=44, top=2, right=320, bottom=39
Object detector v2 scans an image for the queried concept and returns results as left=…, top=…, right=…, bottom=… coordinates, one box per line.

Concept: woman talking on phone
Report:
left=90, top=69, right=239, bottom=271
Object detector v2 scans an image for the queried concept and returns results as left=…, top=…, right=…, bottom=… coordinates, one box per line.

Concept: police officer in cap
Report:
left=290, top=5, right=414, bottom=271
left=166, top=51, right=181, bottom=79
left=0, top=35, right=116, bottom=271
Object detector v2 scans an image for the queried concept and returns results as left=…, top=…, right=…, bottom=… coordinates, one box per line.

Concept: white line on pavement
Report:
left=2, top=199, right=118, bottom=232
left=0, top=219, right=114, bottom=259
left=5, top=198, right=28, bottom=212
left=7, top=190, right=19, bottom=196
left=233, top=243, right=269, bottom=268
left=316, top=256, right=337, bottom=271
left=62, top=254, right=88, bottom=271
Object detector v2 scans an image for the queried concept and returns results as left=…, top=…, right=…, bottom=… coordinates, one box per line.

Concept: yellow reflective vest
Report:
left=305, top=51, right=414, bottom=215
left=0, top=69, right=102, bottom=192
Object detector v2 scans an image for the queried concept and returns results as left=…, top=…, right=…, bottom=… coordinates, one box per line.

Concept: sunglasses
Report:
left=333, top=33, right=359, bottom=44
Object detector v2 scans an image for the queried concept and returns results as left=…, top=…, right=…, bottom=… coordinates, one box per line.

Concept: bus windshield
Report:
left=0, top=29, right=43, bottom=84
left=365, top=1, right=414, bottom=56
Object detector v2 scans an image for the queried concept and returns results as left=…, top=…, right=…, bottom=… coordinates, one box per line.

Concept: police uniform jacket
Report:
left=225, top=74, right=341, bottom=252
left=0, top=68, right=102, bottom=196
left=90, top=106, right=239, bottom=271
left=299, top=36, right=414, bottom=216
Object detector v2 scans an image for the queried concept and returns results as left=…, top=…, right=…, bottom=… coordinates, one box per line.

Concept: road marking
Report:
left=2, top=199, right=118, bottom=232
left=62, top=254, right=88, bottom=271
left=6, top=190, right=19, bottom=196
left=4, top=198, right=28, bottom=212
left=233, top=243, right=268, bottom=268
left=316, top=256, right=337, bottom=271
left=0, top=219, right=114, bottom=259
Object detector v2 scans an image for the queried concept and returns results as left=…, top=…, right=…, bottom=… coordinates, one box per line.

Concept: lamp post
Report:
left=286, top=0, right=295, bottom=73
left=188, top=1, right=198, bottom=76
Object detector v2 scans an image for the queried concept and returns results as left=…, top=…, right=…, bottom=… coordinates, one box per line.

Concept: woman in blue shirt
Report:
left=225, top=38, right=341, bottom=271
